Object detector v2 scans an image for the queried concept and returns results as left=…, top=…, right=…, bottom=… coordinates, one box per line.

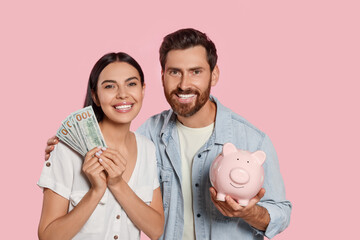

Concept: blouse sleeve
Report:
left=152, top=148, right=160, bottom=190
left=37, top=141, right=75, bottom=200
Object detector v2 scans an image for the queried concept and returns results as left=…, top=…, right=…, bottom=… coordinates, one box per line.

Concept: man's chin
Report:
left=172, top=105, right=199, bottom=117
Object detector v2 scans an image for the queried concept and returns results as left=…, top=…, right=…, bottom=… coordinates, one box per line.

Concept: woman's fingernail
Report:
left=99, top=158, right=103, bottom=163
left=101, top=147, right=107, bottom=151
left=97, top=146, right=102, bottom=149
left=95, top=151, right=102, bottom=157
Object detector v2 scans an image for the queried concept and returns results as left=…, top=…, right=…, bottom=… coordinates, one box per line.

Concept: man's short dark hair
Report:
left=159, top=28, right=218, bottom=71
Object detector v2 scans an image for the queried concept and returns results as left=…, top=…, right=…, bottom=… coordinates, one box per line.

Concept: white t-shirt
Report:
left=38, top=132, right=159, bottom=240
left=176, top=121, right=214, bottom=240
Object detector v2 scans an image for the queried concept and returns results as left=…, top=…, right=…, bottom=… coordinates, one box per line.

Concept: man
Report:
left=45, top=28, right=291, bottom=239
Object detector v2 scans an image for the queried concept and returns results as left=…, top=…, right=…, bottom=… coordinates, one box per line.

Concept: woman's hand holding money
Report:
left=83, top=147, right=107, bottom=195
left=95, top=148, right=127, bottom=188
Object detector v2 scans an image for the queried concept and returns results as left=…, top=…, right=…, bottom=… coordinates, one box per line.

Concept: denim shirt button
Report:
left=198, top=154, right=201, bottom=158
left=195, top=183, right=199, bottom=187
left=197, top=214, right=201, bottom=218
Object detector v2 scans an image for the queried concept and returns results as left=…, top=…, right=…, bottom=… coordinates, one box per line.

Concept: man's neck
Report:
left=176, top=99, right=216, bottom=128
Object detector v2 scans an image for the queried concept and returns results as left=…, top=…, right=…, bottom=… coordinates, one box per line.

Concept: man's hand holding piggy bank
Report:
left=210, top=142, right=266, bottom=201
left=209, top=143, right=270, bottom=230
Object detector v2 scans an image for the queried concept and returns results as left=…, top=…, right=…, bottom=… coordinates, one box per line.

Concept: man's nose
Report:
left=178, top=74, right=191, bottom=90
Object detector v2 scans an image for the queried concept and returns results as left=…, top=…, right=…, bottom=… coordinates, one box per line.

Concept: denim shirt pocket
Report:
left=159, top=168, right=172, bottom=208
left=69, top=190, right=109, bottom=233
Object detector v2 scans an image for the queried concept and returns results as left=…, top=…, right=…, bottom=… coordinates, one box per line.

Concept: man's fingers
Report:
left=45, top=145, right=54, bottom=160
left=210, top=188, right=265, bottom=218
left=246, top=188, right=266, bottom=208
left=45, top=137, right=58, bottom=160
left=45, top=145, right=54, bottom=154
left=209, top=187, right=217, bottom=199
left=257, top=188, right=266, bottom=199
left=47, top=136, right=58, bottom=145
left=209, top=188, right=233, bottom=216
left=225, top=196, right=242, bottom=211
left=211, top=198, right=229, bottom=216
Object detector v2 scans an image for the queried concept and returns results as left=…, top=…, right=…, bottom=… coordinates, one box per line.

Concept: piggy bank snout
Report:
left=229, top=168, right=249, bottom=184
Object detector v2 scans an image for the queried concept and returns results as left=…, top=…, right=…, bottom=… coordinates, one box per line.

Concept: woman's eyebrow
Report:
left=125, top=76, right=139, bottom=82
left=101, top=77, right=139, bottom=85
left=101, top=80, right=117, bottom=85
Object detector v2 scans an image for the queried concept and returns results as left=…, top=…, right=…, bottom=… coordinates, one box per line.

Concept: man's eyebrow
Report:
left=166, top=67, right=181, bottom=72
left=166, top=67, right=204, bottom=72
left=189, top=67, right=204, bottom=71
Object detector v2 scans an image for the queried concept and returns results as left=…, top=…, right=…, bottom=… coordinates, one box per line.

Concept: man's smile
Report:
left=176, top=94, right=196, bottom=103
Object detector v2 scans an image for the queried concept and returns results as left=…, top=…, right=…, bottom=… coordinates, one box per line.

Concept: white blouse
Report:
left=38, top=132, right=159, bottom=240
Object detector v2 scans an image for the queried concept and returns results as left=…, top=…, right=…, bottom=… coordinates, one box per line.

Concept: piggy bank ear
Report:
left=252, top=151, right=266, bottom=165
left=222, top=143, right=238, bottom=156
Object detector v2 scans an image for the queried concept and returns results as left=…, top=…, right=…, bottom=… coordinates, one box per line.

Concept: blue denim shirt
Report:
left=137, top=96, right=291, bottom=239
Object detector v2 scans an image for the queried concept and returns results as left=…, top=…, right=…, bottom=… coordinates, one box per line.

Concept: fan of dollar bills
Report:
left=56, top=106, right=107, bottom=156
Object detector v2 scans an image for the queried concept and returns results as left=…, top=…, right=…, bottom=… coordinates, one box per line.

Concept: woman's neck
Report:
left=99, top=119, right=132, bottom=150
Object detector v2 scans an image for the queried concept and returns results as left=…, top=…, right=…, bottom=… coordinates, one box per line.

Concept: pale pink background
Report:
left=1, top=0, right=359, bottom=239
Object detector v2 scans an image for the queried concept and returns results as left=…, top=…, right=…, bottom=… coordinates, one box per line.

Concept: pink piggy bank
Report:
left=210, top=143, right=266, bottom=206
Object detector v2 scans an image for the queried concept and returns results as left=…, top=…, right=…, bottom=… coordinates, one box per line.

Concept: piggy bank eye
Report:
left=237, top=158, right=239, bottom=161
left=247, top=160, right=249, bottom=163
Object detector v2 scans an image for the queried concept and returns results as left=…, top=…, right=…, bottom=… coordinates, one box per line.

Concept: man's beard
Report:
left=165, top=81, right=211, bottom=117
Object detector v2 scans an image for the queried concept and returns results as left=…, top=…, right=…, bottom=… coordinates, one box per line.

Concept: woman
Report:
left=38, top=52, right=164, bottom=240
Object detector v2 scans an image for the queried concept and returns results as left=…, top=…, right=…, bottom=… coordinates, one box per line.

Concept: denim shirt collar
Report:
left=159, top=95, right=233, bottom=146
left=212, top=96, right=233, bottom=145
left=159, top=108, right=177, bottom=146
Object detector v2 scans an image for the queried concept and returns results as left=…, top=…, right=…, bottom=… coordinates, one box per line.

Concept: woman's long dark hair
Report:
left=84, top=52, right=144, bottom=122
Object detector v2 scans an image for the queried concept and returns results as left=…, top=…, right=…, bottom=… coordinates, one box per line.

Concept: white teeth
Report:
left=115, top=105, right=132, bottom=110
left=178, top=94, right=195, bottom=99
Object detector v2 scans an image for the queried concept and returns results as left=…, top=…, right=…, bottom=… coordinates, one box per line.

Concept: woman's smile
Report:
left=113, top=102, right=134, bottom=113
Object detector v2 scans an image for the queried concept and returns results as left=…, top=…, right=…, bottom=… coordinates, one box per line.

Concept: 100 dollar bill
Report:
left=56, top=106, right=106, bottom=156
left=56, top=125, right=85, bottom=156
left=71, top=106, right=107, bottom=152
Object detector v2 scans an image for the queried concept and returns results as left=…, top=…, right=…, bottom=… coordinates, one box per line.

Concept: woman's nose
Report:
left=116, top=87, right=128, bottom=99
